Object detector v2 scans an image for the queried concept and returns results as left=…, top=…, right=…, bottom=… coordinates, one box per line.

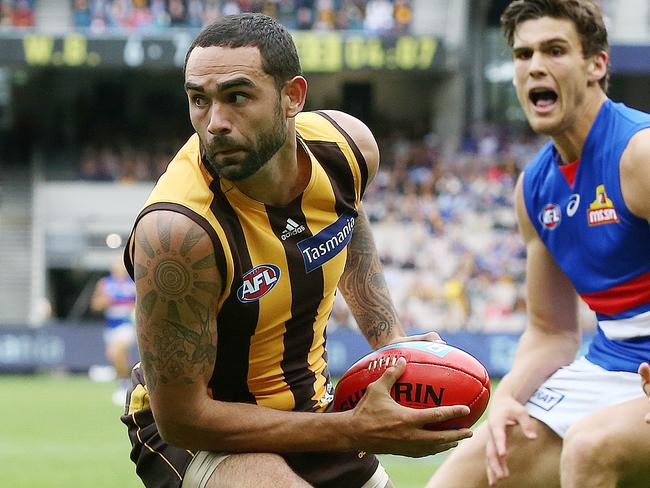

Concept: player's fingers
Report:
left=427, top=441, right=460, bottom=455
left=419, top=404, right=471, bottom=425
left=639, top=362, right=650, bottom=396
left=486, top=437, right=507, bottom=485
left=490, top=422, right=508, bottom=458
left=515, top=409, right=538, bottom=439
left=372, top=356, right=407, bottom=389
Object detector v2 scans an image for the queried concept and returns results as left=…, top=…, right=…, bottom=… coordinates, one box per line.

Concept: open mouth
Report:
left=529, top=88, right=558, bottom=109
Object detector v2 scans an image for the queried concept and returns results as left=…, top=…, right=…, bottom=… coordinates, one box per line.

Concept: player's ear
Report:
left=587, top=50, right=608, bottom=86
left=282, top=76, right=307, bottom=118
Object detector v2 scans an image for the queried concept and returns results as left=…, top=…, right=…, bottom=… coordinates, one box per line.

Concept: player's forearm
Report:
left=496, top=326, right=580, bottom=404
left=339, top=208, right=404, bottom=348
left=152, top=390, right=355, bottom=452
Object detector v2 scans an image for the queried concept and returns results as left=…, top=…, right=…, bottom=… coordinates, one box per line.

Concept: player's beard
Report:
left=202, top=100, right=287, bottom=181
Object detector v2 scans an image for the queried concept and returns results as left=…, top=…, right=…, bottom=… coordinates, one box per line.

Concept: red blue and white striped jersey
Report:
left=523, top=100, right=650, bottom=372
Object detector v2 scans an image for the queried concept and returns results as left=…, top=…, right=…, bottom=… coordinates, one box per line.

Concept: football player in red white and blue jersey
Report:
left=91, top=256, right=136, bottom=405
left=429, top=1, right=650, bottom=488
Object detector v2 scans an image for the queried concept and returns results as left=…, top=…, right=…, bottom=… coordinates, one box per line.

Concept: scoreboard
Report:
left=0, top=31, right=445, bottom=72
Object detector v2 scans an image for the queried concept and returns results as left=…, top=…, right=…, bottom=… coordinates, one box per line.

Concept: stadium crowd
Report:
left=71, top=0, right=412, bottom=33
left=69, top=124, right=601, bottom=335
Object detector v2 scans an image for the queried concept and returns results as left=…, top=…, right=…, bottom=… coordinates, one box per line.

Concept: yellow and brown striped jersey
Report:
left=125, top=111, right=369, bottom=414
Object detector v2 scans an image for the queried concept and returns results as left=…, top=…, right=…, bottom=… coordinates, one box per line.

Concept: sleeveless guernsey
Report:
left=523, top=100, right=650, bottom=372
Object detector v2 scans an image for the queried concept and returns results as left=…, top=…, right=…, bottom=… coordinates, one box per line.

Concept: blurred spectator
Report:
left=127, top=0, right=154, bottom=29
left=72, top=0, right=92, bottom=28
left=363, top=0, right=393, bottom=34
left=295, top=0, right=315, bottom=29
left=168, top=0, right=187, bottom=25
left=393, top=0, right=411, bottom=33
left=1, top=0, right=34, bottom=27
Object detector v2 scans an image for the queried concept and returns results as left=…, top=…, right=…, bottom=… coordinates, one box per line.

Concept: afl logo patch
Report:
left=539, top=203, right=561, bottom=229
left=237, top=264, right=280, bottom=303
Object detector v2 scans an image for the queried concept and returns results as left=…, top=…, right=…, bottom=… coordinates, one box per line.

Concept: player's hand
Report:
left=348, top=357, right=472, bottom=457
left=386, top=331, right=445, bottom=345
left=485, top=393, right=537, bottom=486
left=639, top=362, right=650, bottom=424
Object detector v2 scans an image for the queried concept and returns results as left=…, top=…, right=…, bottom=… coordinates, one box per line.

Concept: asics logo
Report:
left=566, top=194, right=580, bottom=217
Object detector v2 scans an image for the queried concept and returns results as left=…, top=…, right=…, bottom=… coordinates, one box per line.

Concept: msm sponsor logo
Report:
left=297, top=210, right=357, bottom=273
left=539, top=203, right=561, bottom=230
left=237, top=264, right=281, bottom=303
left=587, top=184, right=619, bottom=226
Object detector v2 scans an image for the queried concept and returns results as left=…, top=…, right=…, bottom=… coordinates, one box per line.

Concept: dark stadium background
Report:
left=0, top=1, right=649, bottom=487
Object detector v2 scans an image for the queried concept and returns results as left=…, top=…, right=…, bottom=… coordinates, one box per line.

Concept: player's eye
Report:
left=191, top=95, right=209, bottom=108
left=514, top=49, right=532, bottom=60
left=228, top=93, right=249, bottom=105
left=549, top=46, right=564, bottom=56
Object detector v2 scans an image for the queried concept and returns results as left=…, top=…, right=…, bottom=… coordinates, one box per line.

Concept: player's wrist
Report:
left=323, top=410, right=358, bottom=451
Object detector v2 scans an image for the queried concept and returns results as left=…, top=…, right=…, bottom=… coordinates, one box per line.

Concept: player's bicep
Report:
left=133, top=210, right=221, bottom=399
left=515, top=173, right=579, bottom=333
left=620, top=128, right=650, bottom=223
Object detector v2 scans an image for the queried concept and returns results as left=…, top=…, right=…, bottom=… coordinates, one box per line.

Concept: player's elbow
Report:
left=152, top=397, right=224, bottom=451
left=158, top=425, right=191, bottom=448
left=154, top=411, right=199, bottom=449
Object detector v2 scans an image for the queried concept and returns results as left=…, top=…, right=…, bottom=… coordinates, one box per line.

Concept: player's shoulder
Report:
left=298, top=110, right=379, bottom=180
left=620, top=127, right=650, bottom=220
left=135, top=209, right=213, bottom=258
left=621, top=127, right=650, bottom=178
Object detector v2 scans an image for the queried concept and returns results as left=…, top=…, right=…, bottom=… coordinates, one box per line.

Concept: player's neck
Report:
left=551, top=92, right=607, bottom=164
left=232, top=131, right=311, bottom=207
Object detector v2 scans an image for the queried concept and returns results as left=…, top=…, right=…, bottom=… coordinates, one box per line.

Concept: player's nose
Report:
left=528, top=51, right=548, bottom=78
left=207, top=104, right=232, bottom=135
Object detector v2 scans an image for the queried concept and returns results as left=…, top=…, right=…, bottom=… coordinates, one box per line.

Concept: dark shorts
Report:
left=120, top=366, right=379, bottom=488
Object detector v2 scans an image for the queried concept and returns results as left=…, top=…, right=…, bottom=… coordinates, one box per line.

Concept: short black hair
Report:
left=184, top=13, right=302, bottom=90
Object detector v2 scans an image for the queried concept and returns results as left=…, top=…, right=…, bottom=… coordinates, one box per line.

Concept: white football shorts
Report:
left=526, top=356, right=644, bottom=437
left=103, top=322, right=136, bottom=346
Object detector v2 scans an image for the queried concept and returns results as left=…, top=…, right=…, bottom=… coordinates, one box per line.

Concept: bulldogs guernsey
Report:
left=102, top=275, right=136, bottom=329
left=523, top=100, right=650, bottom=373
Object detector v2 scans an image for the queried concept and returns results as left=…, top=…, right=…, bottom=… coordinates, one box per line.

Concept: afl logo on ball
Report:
left=237, top=264, right=281, bottom=303
left=539, top=203, right=561, bottom=229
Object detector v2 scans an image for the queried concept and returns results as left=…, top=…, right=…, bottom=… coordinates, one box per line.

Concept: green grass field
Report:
left=0, top=374, right=486, bottom=488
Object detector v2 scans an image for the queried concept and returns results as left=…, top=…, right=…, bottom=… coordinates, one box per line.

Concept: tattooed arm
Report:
left=338, top=206, right=405, bottom=348
left=134, top=210, right=470, bottom=455
left=323, top=110, right=443, bottom=348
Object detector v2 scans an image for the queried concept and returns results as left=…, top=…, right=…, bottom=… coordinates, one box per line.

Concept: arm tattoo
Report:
left=339, top=211, right=400, bottom=348
left=134, top=214, right=219, bottom=393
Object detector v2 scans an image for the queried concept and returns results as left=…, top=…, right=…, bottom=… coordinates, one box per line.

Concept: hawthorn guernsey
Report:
left=334, top=341, right=490, bottom=430
left=298, top=211, right=356, bottom=273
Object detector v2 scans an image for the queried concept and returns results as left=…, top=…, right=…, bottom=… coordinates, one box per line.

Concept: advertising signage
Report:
left=0, top=31, right=444, bottom=72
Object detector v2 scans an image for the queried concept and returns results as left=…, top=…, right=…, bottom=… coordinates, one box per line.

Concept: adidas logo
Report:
left=280, top=218, right=305, bottom=240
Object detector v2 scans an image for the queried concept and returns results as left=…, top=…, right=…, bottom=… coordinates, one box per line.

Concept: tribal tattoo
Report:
left=338, top=209, right=400, bottom=348
left=134, top=212, right=220, bottom=393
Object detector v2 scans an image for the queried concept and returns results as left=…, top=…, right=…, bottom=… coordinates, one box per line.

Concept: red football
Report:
left=333, top=341, right=490, bottom=430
